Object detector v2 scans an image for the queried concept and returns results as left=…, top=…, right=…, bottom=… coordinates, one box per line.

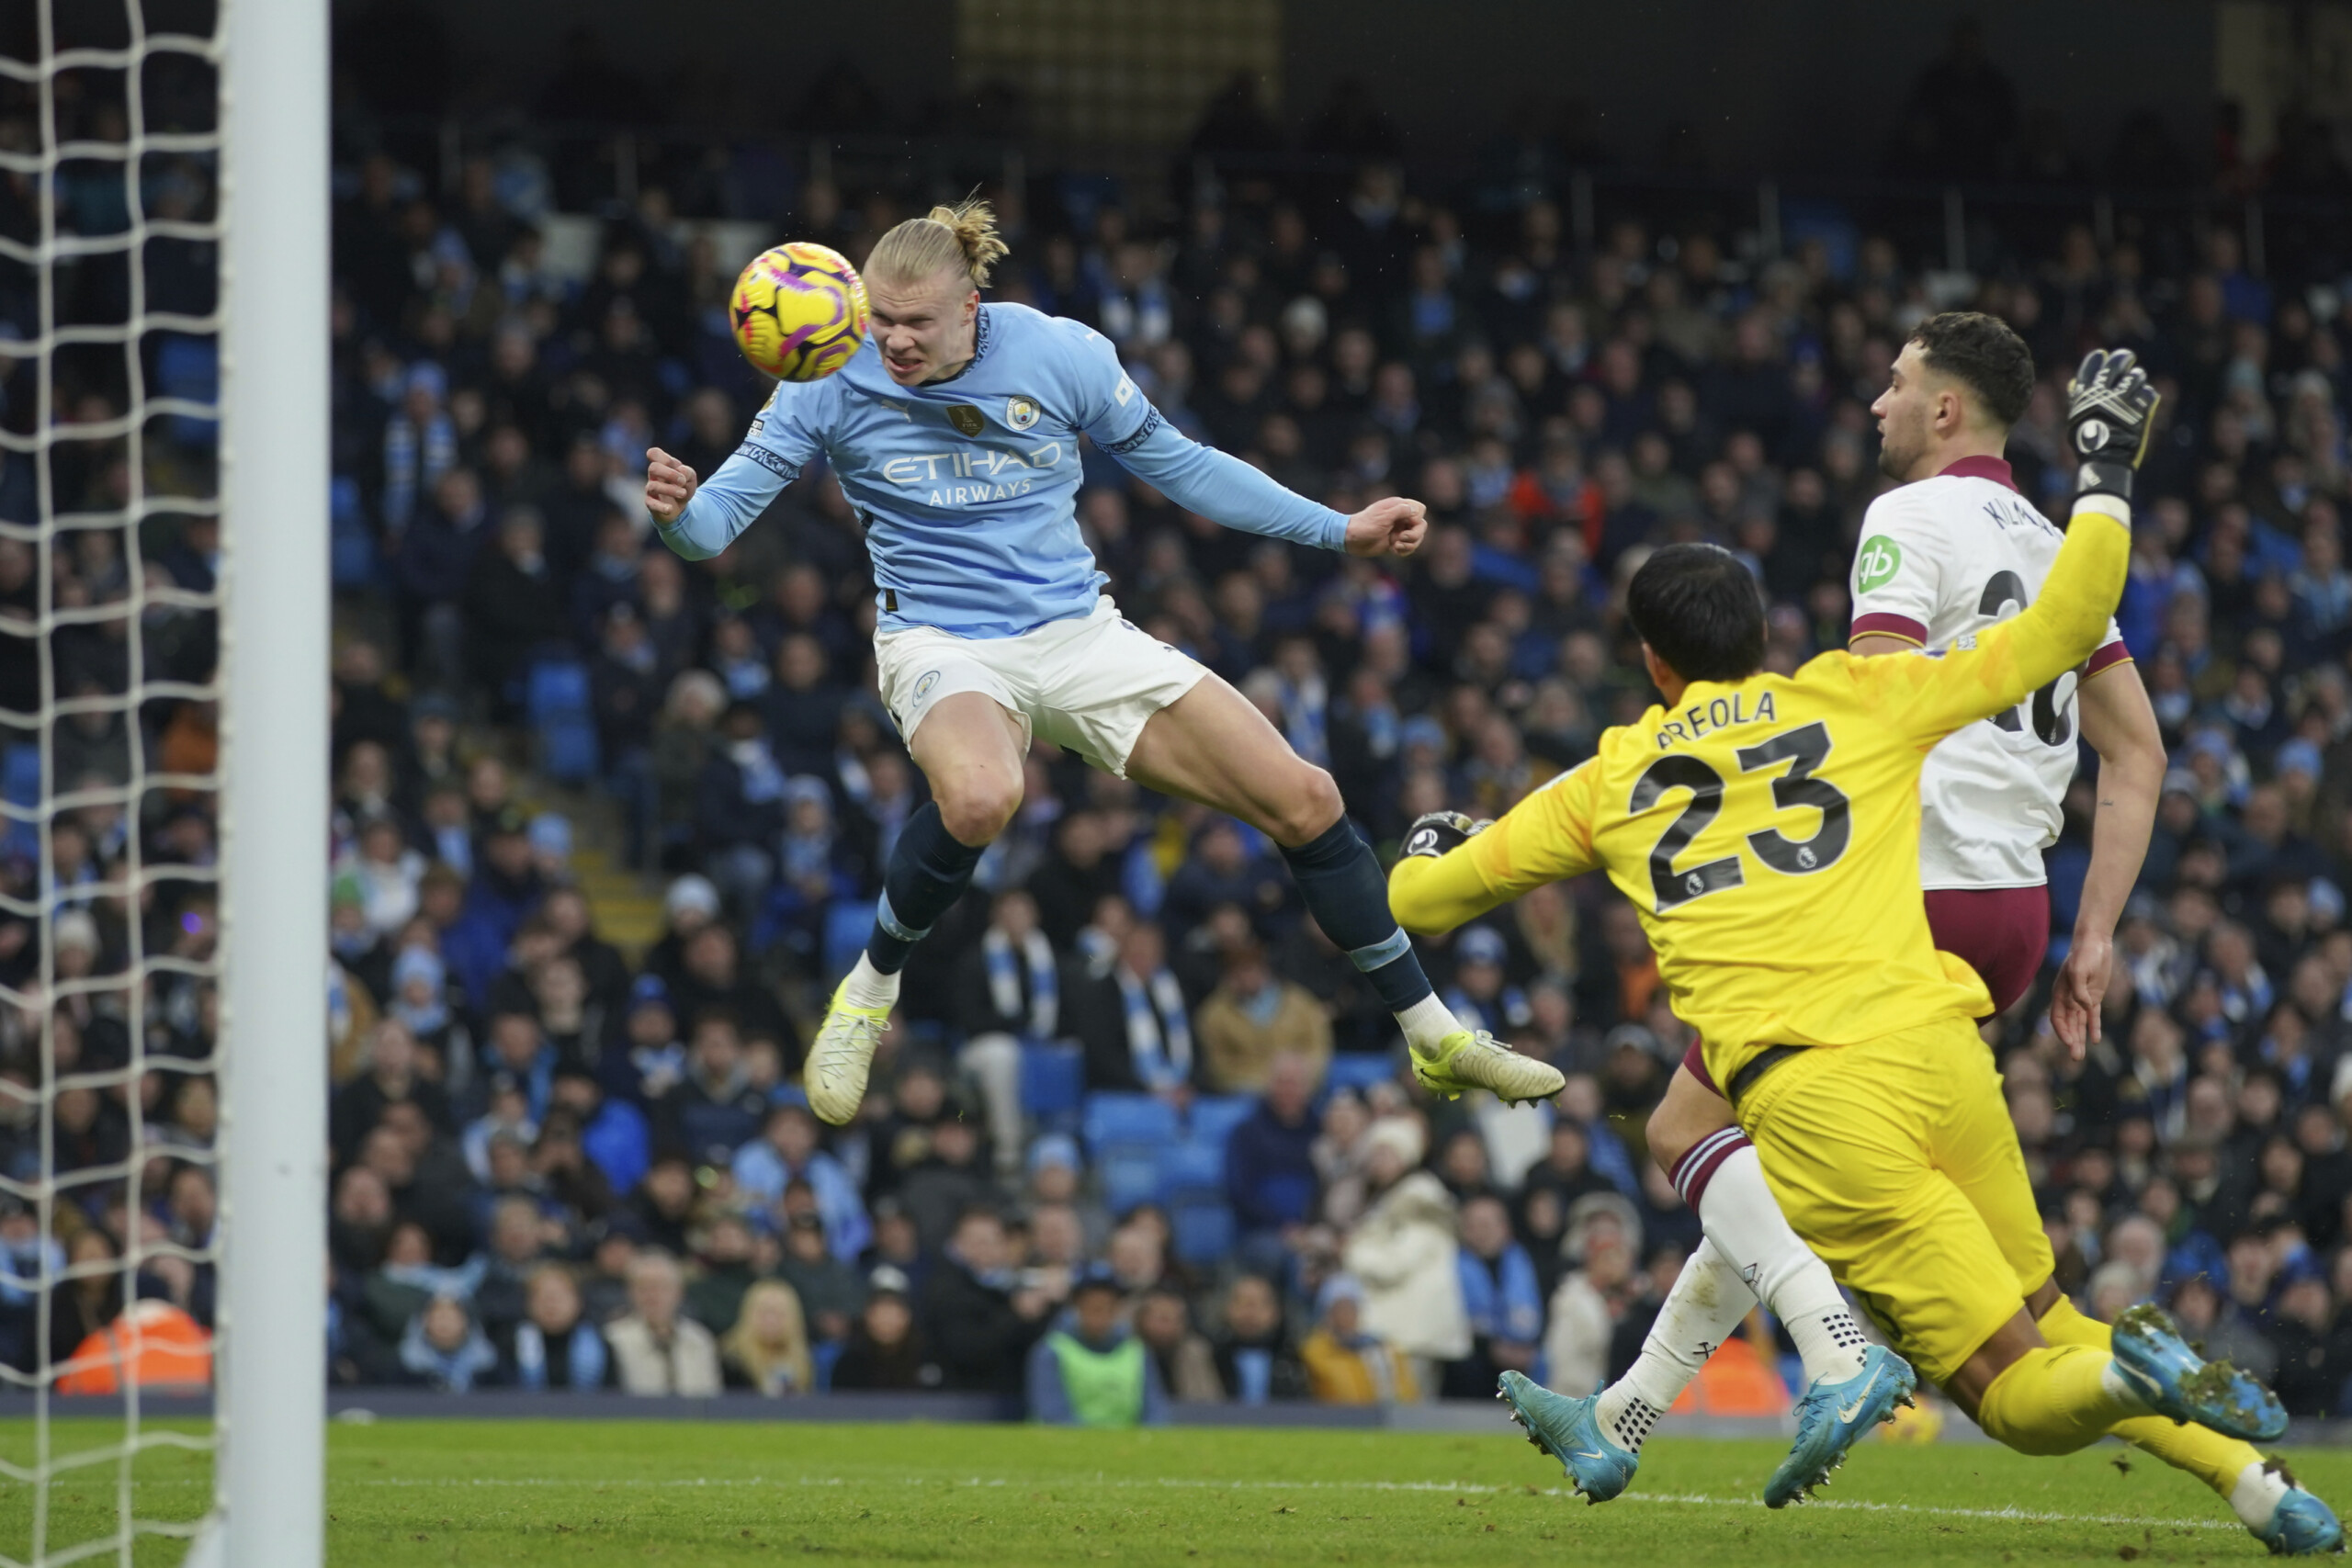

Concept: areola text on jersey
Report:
left=656, top=302, right=1350, bottom=639
left=1847, top=455, right=2129, bottom=891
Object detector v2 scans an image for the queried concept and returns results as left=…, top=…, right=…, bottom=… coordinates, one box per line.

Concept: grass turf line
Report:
left=0, top=1417, right=2344, bottom=1563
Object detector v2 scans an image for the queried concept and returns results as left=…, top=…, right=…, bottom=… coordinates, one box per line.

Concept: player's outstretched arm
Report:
left=2051, top=665, right=2164, bottom=1056
left=1878, top=351, right=2155, bottom=740
left=1101, top=412, right=1429, bottom=556
left=1388, top=771, right=1600, bottom=937
left=644, top=445, right=787, bottom=562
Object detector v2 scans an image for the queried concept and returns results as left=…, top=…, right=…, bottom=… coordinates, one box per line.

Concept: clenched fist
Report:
left=1343, top=495, right=1430, bottom=558
left=644, top=446, right=699, bottom=525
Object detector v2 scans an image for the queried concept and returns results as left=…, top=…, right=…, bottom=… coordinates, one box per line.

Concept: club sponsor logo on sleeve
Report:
left=1854, top=535, right=1904, bottom=592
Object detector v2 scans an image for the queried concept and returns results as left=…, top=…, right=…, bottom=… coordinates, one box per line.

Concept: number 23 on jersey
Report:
left=1631, top=719, right=1853, bottom=911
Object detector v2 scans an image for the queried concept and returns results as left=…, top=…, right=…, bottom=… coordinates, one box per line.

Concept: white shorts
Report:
left=875, top=596, right=1210, bottom=778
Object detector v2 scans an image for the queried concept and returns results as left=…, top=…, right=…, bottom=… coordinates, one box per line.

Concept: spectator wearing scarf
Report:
left=954, top=890, right=1061, bottom=1172
left=1069, top=921, right=1193, bottom=1094
left=399, top=1293, right=499, bottom=1392
left=506, top=1266, right=610, bottom=1391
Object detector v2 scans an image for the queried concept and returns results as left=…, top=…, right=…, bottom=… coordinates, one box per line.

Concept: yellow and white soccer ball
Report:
left=729, top=241, right=869, bottom=381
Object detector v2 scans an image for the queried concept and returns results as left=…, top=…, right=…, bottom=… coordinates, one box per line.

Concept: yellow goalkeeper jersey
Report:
left=1389, top=499, right=2132, bottom=1090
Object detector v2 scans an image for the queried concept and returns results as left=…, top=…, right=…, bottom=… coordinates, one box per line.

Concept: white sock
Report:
left=2231, top=1459, right=2294, bottom=1530
left=1594, top=1235, right=1757, bottom=1452
left=1698, top=1145, right=1867, bottom=1388
left=1397, top=993, right=1461, bottom=1055
left=840, top=953, right=900, bottom=1013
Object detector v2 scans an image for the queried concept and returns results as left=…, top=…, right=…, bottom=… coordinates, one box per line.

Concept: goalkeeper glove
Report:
left=2066, top=347, right=2160, bottom=503
left=1402, top=810, right=1491, bottom=860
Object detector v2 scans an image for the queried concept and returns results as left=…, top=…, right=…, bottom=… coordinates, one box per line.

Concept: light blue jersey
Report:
left=658, top=302, right=1349, bottom=639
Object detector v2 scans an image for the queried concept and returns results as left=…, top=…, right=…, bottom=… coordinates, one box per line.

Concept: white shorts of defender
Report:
left=875, top=595, right=1209, bottom=778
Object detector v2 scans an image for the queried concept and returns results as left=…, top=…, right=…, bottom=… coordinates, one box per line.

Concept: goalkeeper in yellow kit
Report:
left=1390, top=352, right=2306, bottom=1515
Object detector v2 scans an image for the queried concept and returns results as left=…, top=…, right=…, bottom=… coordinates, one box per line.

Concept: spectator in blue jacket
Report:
left=1226, top=1051, right=1321, bottom=1279
left=732, top=1100, right=871, bottom=1261
left=1442, top=1193, right=1544, bottom=1398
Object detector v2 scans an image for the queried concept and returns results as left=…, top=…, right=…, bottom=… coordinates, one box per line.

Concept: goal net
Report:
left=0, top=0, right=326, bottom=1561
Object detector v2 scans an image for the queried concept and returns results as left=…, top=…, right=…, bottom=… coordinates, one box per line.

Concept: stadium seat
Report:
left=3, top=745, right=38, bottom=807
left=821, top=899, right=878, bottom=984
left=1096, top=1143, right=1163, bottom=1214
left=329, top=477, right=377, bottom=589
left=1323, top=1053, right=1398, bottom=1097
left=1158, top=1139, right=1225, bottom=1200
left=154, top=333, right=218, bottom=448
left=526, top=660, right=598, bottom=784
left=1170, top=1201, right=1236, bottom=1268
left=1, top=746, right=36, bottom=861
left=1019, top=1043, right=1083, bottom=1123
left=539, top=714, right=598, bottom=784
left=526, top=660, right=592, bottom=724
left=1080, top=1092, right=1178, bottom=1151
left=1186, top=1094, right=1255, bottom=1148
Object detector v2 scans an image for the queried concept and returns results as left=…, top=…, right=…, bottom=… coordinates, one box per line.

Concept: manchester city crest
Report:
left=1006, top=395, right=1041, bottom=431
left=945, top=403, right=985, bottom=437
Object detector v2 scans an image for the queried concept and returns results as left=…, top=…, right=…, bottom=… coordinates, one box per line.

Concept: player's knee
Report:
left=937, top=769, right=1022, bottom=845
left=1265, top=765, right=1345, bottom=848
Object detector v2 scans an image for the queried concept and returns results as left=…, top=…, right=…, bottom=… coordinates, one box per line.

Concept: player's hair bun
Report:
left=869, top=197, right=1008, bottom=288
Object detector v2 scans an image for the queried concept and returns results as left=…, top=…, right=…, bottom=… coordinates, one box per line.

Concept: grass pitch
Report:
left=4, top=1415, right=2346, bottom=1563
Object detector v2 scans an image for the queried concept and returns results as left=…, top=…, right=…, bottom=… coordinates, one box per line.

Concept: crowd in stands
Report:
left=18, top=47, right=2352, bottom=1423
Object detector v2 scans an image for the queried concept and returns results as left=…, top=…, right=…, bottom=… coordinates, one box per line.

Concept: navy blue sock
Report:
left=1278, top=818, right=1435, bottom=1013
left=865, top=802, right=987, bottom=976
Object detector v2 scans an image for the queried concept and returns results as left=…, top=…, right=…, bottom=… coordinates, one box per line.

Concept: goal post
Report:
left=212, top=0, right=329, bottom=1556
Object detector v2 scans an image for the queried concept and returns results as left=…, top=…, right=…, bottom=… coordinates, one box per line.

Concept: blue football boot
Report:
left=1496, top=1371, right=1638, bottom=1504
left=1765, top=1345, right=1917, bottom=1508
left=2251, top=1463, right=2345, bottom=1556
left=2111, top=1303, right=2289, bottom=1443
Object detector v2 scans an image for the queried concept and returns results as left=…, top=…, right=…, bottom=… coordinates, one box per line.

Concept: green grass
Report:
left=1, top=1416, right=2346, bottom=1564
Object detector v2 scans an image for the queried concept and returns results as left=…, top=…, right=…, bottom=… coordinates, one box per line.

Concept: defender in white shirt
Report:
left=1523, top=314, right=2336, bottom=1551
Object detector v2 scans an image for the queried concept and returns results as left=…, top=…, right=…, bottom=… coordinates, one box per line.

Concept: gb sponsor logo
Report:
left=1854, top=535, right=1903, bottom=592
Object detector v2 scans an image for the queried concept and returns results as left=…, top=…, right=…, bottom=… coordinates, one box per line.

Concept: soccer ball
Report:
left=729, top=242, right=869, bottom=382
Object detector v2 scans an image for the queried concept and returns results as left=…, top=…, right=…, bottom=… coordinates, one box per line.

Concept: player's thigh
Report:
left=908, top=690, right=1026, bottom=788
left=1740, top=1041, right=2021, bottom=1389
left=1646, top=1059, right=1735, bottom=1173
left=1928, top=1037, right=2058, bottom=1299
left=894, top=670, right=1027, bottom=842
left=1024, top=605, right=1210, bottom=781
left=1123, top=674, right=1342, bottom=847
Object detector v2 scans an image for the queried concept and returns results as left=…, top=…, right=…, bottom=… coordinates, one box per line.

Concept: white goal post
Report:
left=212, top=0, right=329, bottom=1561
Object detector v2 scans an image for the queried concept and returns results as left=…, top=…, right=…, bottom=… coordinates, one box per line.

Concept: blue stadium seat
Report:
left=1159, top=1139, right=1225, bottom=1200
left=1186, top=1094, right=1255, bottom=1148
left=539, top=713, right=598, bottom=784
left=329, top=477, right=377, bottom=589
left=1170, top=1201, right=1236, bottom=1267
left=0, top=746, right=34, bottom=860
left=1097, top=1143, right=1163, bottom=1214
left=526, top=660, right=598, bottom=783
left=1019, top=1043, right=1083, bottom=1122
left=1324, top=1053, right=1399, bottom=1097
left=526, top=660, right=592, bottom=724
left=1081, top=1092, right=1178, bottom=1152
left=155, top=334, right=218, bottom=447
left=821, top=899, right=878, bottom=984
left=3, top=745, right=39, bottom=807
